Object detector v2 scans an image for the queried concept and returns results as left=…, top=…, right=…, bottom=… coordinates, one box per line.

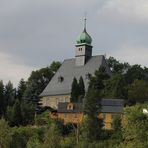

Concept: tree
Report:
left=0, top=119, right=11, bottom=148
left=107, top=57, right=130, bottom=75
left=49, top=61, right=61, bottom=73
left=121, top=104, right=148, bottom=147
left=83, top=66, right=110, bottom=141
left=6, top=100, right=22, bottom=126
left=21, top=101, right=35, bottom=125
left=71, top=77, right=79, bottom=102
left=105, top=74, right=127, bottom=99
left=0, top=81, right=4, bottom=117
left=128, top=80, right=148, bottom=105
left=4, top=81, right=15, bottom=109
left=78, top=76, right=85, bottom=101
left=125, top=64, right=147, bottom=84
left=17, top=79, right=26, bottom=101
left=27, top=135, right=42, bottom=148
left=111, top=115, right=122, bottom=132
left=12, top=100, right=22, bottom=126
left=43, top=123, right=61, bottom=148
left=83, top=89, right=103, bottom=142
left=24, top=61, right=61, bottom=101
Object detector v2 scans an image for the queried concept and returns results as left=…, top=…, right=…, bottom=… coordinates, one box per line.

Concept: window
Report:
left=67, top=103, right=74, bottom=110
left=58, top=76, right=64, bottom=82
left=85, top=73, right=91, bottom=80
left=79, top=48, right=82, bottom=51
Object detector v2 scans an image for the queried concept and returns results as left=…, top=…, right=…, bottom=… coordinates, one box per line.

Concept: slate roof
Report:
left=40, top=55, right=111, bottom=97
left=58, top=103, right=83, bottom=113
left=58, top=99, right=124, bottom=113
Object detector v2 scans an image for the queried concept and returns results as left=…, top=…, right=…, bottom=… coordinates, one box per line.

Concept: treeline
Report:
left=0, top=61, right=61, bottom=126
left=106, top=57, right=148, bottom=104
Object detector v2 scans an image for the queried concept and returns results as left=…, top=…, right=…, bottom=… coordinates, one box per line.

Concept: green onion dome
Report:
left=76, top=28, right=92, bottom=45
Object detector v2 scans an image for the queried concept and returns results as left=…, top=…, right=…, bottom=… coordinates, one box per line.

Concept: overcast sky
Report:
left=1, top=0, right=148, bottom=87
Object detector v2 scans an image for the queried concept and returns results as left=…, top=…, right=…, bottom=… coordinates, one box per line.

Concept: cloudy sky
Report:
left=1, top=0, right=148, bottom=87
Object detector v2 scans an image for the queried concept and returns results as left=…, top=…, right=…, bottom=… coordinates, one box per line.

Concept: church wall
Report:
left=40, top=95, right=70, bottom=109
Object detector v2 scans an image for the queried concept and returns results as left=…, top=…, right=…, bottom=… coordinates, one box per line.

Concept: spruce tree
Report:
left=4, top=81, right=15, bottom=108
left=71, top=77, right=79, bottom=102
left=17, top=79, right=26, bottom=101
left=11, top=100, right=22, bottom=126
left=0, top=81, right=4, bottom=117
left=83, top=66, right=110, bottom=141
left=79, top=76, right=85, bottom=100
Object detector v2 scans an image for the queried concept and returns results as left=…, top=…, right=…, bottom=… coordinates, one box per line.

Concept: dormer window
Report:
left=85, top=73, right=91, bottom=80
left=58, top=76, right=64, bottom=82
left=67, top=103, right=74, bottom=110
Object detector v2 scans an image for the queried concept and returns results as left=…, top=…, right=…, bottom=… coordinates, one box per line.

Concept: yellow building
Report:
left=50, top=99, right=124, bottom=130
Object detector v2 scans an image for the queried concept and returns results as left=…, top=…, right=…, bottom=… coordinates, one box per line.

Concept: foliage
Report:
left=27, top=134, right=42, bottom=148
left=71, top=77, right=79, bottom=102
left=35, top=110, right=50, bottom=126
left=78, top=76, right=85, bottom=101
left=125, top=64, right=148, bottom=84
left=83, top=66, right=109, bottom=141
left=121, top=104, right=148, bottom=148
left=0, top=81, right=4, bottom=117
left=17, top=78, right=27, bottom=101
left=43, top=123, right=61, bottom=148
left=10, top=126, right=46, bottom=148
left=111, top=115, right=122, bottom=132
left=24, top=61, right=61, bottom=101
left=0, top=119, right=11, bottom=148
left=128, top=79, right=148, bottom=105
left=71, top=76, right=85, bottom=102
left=6, top=100, right=35, bottom=126
left=10, top=100, right=22, bottom=126
left=4, top=81, right=15, bottom=108
left=105, top=74, right=127, bottom=99
left=60, top=136, right=76, bottom=148
left=107, top=56, right=130, bottom=75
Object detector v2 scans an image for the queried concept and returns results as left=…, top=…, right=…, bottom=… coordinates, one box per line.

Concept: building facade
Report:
left=50, top=99, right=124, bottom=130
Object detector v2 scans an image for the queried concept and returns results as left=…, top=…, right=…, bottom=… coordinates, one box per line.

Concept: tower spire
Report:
left=84, top=12, right=87, bottom=31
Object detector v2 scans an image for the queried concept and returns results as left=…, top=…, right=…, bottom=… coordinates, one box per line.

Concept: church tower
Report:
left=75, top=18, right=92, bottom=66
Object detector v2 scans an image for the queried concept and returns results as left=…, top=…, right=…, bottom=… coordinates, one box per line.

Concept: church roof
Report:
left=40, top=55, right=111, bottom=97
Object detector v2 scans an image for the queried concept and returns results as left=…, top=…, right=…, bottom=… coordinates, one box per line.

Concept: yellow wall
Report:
left=54, top=112, right=123, bottom=130
left=58, top=113, right=83, bottom=124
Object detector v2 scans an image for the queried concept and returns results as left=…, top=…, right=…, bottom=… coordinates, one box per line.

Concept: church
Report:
left=39, top=21, right=111, bottom=109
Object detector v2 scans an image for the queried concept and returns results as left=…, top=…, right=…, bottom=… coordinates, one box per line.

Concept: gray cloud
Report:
left=0, top=0, right=148, bottom=86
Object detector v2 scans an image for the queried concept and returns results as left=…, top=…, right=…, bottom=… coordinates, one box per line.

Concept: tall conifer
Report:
left=71, top=77, right=79, bottom=102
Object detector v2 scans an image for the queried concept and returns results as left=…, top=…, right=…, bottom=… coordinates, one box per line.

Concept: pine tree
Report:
left=0, top=81, right=4, bottom=117
left=71, top=77, right=79, bottom=102
left=78, top=76, right=85, bottom=101
left=11, top=100, right=22, bottom=126
left=83, top=66, right=110, bottom=141
left=4, top=81, right=15, bottom=109
left=17, top=79, right=26, bottom=101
